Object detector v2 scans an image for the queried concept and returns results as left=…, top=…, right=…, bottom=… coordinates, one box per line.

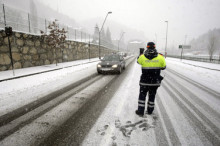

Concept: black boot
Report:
left=147, top=107, right=154, bottom=115
left=135, top=110, right=144, bottom=117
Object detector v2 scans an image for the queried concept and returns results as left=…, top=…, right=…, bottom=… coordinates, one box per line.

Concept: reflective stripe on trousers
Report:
left=138, top=103, right=145, bottom=107
left=138, top=100, right=145, bottom=107
left=138, top=85, right=158, bottom=113
left=139, top=82, right=160, bottom=86
left=147, top=101, right=154, bottom=108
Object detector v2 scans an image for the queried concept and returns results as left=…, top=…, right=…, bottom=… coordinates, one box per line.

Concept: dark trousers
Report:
left=138, top=85, right=158, bottom=114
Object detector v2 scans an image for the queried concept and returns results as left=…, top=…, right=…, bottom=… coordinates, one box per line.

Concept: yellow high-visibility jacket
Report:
left=137, top=54, right=166, bottom=86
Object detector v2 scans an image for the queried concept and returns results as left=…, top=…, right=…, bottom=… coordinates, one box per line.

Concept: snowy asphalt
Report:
left=0, top=56, right=135, bottom=145
left=0, top=57, right=220, bottom=145
left=81, top=59, right=220, bottom=146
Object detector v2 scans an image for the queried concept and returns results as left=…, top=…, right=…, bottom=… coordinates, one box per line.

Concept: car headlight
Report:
left=112, top=64, right=118, bottom=68
left=97, top=64, right=102, bottom=68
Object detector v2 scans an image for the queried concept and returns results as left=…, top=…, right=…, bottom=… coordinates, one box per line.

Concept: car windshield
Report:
left=103, top=55, right=120, bottom=61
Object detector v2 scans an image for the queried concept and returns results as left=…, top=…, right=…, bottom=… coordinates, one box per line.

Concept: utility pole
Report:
left=98, top=11, right=112, bottom=59
left=118, top=32, right=125, bottom=52
left=165, top=21, right=168, bottom=58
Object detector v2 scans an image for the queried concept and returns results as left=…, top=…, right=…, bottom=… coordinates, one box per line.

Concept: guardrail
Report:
left=167, top=55, right=220, bottom=64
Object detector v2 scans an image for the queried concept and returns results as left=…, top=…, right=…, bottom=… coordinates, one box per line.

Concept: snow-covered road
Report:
left=0, top=57, right=220, bottom=145
left=81, top=59, right=220, bottom=146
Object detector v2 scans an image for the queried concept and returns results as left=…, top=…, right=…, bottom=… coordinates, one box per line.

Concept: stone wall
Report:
left=0, top=30, right=116, bottom=71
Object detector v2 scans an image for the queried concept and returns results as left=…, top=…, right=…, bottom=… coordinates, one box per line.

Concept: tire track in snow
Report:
left=0, top=75, right=102, bottom=141
left=165, top=71, right=220, bottom=126
left=40, top=57, right=136, bottom=146
left=166, top=68, right=220, bottom=99
left=162, top=78, right=220, bottom=145
left=97, top=61, right=139, bottom=146
left=155, top=93, right=181, bottom=146
left=159, top=83, right=211, bottom=145
left=0, top=75, right=117, bottom=146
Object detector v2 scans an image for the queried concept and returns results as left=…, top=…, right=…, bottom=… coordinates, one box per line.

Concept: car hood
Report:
left=98, top=61, right=120, bottom=65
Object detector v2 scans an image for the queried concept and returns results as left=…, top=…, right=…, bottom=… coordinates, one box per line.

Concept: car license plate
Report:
left=102, top=68, right=111, bottom=71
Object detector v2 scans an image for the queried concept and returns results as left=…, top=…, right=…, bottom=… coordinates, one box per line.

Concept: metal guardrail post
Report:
left=85, top=33, right=86, bottom=42
left=45, top=19, right=47, bottom=33
left=75, top=29, right=76, bottom=40
left=99, top=31, right=101, bottom=59
left=81, top=31, right=82, bottom=42
left=89, top=35, right=90, bottom=61
left=5, top=27, right=15, bottom=75
left=7, top=32, right=14, bottom=75
left=67, top=26, right=69, bottom=39
left=3, top=4, right=6, bottom=26
left=28, top=13, right=31, bottom=33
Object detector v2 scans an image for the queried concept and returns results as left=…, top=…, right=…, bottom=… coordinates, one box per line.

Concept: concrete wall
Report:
left=0, top=30, right=116, bottom=71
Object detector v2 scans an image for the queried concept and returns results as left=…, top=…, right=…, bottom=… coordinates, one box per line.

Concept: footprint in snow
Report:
left=115, top=115, right=159, bottom=137
left=96, top=124, right=109, bottom=136
left=117, top=120, right=147, bottom=137
left=115, top=119, right=121, bottom=128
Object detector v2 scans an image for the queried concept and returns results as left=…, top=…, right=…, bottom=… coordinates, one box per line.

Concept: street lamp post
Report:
left=181, top=35, right=188, bottom=61
left=118, top=32, right=125, bottom=52
left=99, top=11, right=112, bottom=59
left=165, top=21, right=168, bottom=58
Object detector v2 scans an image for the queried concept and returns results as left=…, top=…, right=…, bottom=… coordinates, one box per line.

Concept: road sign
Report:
left=179, top=45, right=191, bottom=49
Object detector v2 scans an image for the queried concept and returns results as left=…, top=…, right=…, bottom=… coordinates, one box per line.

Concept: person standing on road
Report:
left=136, top=42, right=166, bottom=116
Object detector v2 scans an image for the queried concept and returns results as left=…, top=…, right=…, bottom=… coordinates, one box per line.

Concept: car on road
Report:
left=97, top=54, right=126, bottom=74
left=118, top=52, right=127, bottom=57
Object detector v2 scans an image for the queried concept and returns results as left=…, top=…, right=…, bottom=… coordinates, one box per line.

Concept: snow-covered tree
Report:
left=207, top=30, right=217, bottom=61
left=40, top=20, right=67, bottom=66
left=188, top=28, right=220, bottom=56
left=100, top=28, right=106, bottom=45
left=106, top=27, right=112, bottom=43
left=92, top=24, right=99, bottom=44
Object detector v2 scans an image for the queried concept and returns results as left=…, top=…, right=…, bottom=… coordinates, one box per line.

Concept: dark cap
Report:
left=147, top=42, right=155, bottom=49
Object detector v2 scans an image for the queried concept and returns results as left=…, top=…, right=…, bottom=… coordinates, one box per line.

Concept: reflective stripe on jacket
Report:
left=137, top=54, right=166, bottom=86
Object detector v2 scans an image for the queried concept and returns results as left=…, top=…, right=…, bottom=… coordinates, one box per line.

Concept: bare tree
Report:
left=41, top=20, right=67, bottom=66
left=207, top=31, right=217, bottom=62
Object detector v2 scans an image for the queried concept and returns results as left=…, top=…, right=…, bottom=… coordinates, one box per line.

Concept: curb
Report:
left=0, top=60, right=99, bottom=82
